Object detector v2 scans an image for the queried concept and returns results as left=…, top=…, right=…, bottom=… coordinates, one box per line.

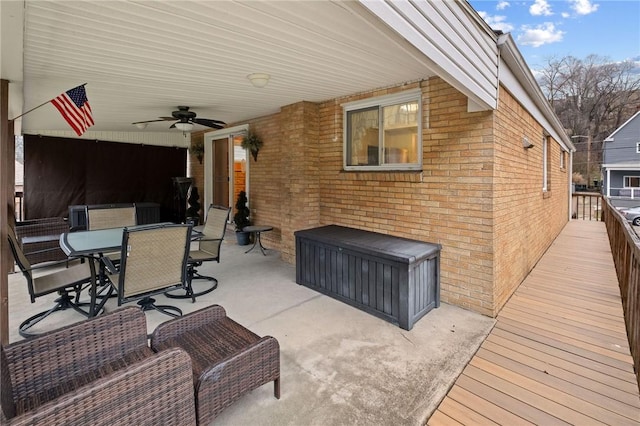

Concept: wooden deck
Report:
left=429, top=221, right=640, bottom=425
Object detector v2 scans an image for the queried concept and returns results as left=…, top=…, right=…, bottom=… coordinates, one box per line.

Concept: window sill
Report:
left=340, top=170, right=423, bottom=183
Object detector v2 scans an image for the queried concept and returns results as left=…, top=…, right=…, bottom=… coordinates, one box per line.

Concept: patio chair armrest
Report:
left=150, top=305, right=227, bottom=346
left=100, top=255, right=119, bottom=275
left=5, top=348, right=196, bottom=426
left=27, top=257, right=75, bottom=272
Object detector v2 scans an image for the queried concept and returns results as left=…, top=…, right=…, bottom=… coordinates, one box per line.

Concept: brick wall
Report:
left=224, top=77, right=568, bottom=317
left=492, top=89, right=569, bottom=312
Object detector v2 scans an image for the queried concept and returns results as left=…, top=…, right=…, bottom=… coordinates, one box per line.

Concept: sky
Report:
left=468, top=0, right=640, bottom=71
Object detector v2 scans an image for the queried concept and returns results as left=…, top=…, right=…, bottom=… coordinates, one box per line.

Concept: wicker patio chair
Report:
left=150, top=305, right=280, bottom=425
left=1, top=306, right=196, bottom=425
left=106, top=223, right=192, bottom=317
left=7, top=226, right=94, bottom=338
left=166, top=205, right=231, bottom=300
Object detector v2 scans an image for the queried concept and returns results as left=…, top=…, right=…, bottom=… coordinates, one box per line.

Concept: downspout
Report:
left=569, top=151, right=574, bottom=221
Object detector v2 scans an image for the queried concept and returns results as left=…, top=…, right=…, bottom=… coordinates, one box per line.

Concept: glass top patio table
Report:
left=60, top=223, right=202, bottom=257
left=59, top=228, right=123, bottom=257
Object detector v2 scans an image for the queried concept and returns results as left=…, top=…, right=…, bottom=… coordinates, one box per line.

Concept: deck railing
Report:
left=603, top=197, right=640, bottom=390
left=571, top=192, right=602, bottom=221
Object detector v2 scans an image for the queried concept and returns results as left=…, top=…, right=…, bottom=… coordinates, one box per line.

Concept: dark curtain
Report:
left=24, top=135, right=186, bottom=221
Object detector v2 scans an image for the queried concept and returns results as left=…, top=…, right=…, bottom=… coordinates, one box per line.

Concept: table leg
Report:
left=88, top=257, right=98, bottom=316
left=245, top=231, right=269, bottom=255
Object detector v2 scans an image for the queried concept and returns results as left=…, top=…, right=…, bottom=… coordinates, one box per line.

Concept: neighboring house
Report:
left=3, top=1, right=575, bottom=319
left=602, top=111, right=640, bottom=206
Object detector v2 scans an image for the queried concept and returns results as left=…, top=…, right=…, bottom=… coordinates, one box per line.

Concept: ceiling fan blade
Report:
left=131, top=119, right=166, bottom=125
left=193, top=118, right=226, bottom=129
left=159, top=116, right=178, bottom=121
left=169, top=122, right=177, bottom=129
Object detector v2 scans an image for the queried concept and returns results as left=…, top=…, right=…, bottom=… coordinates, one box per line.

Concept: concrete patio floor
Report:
left=8, top=238, right=495, bottom=425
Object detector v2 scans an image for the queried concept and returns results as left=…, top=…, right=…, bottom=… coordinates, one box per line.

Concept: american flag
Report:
left=51, top=85, right=94, bottom=136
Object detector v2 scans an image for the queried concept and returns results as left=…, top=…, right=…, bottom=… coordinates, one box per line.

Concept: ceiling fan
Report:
left=132, top=106, right=226, bottom=130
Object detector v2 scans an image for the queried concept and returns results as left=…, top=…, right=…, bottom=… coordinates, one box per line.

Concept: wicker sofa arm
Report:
left=15, top=217, right=69, bottom=240
left=3, top=307, right=149, bottom=410
left=5, top=348, right=196, bottom=426
left=150, top=304, right=227, bottom=345
left=15, top=217, right=70, bottom=264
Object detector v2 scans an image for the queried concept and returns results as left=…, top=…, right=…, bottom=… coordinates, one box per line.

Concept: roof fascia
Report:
left=604, top=110, right=640, bottom=142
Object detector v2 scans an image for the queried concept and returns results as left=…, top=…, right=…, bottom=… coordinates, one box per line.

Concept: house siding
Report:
left=206, top=77, right=568, bottom=318
left=604, top=114, right=640, bottom=164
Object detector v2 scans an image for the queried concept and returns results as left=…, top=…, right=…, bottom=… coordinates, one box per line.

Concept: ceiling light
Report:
left=175, top=122, right=194, bottom=132
left=134, top=123, right=148, bottom=129
left=248, top=73, right=270, bottom=88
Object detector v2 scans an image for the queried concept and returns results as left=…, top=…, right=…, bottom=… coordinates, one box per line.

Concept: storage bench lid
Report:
left=295, top=225, right=441, bottom=264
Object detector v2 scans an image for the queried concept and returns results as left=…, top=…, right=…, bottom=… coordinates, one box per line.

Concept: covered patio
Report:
left=7, top=235, right=495, bottom=424
left=7, top=220, right=639, bottom=424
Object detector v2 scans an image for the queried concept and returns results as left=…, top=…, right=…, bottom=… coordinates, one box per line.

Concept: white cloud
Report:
left=561, top=12, right=571, bottom=18
left=497, top=1, right=510, bottom=10
left=477, top=11, right=515, bottom=33
left=530, top=0, right=553, bottom=16
left=570, top=0, right=599, bottom=15
left=517, top=23, right=565, bottom=47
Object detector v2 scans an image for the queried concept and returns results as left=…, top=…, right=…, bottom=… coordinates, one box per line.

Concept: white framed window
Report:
left=542, top=136, right=550, bottom=192
left=636, top=142, right=640, bottom=153
left=343, top=90, right=422, bottom=171
left=624, top=176, right=640, bottom=187
left=560, top=150, right=566, bottom=169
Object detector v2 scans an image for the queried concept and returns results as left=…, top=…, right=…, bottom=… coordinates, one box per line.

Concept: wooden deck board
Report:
left=429, top=221, right=640, bottom=425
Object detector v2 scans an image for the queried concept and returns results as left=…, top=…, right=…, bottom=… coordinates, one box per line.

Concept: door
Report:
left=212, top=138, right=229, bottom=207
left=204, top=124, right=250, bottom=212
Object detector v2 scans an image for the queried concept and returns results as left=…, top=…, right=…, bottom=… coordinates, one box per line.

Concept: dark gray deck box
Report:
left=295, top=225, right=441, bottom=330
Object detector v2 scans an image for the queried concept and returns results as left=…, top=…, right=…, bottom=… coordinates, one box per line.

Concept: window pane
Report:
left=382, top=102, right=419, bottom=164
left=626, top=176, right=640, bottom=187
left=346, top=107, right=378, bottom=166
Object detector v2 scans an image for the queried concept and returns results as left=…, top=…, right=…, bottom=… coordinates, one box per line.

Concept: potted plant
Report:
left=241, top=131, right=264, bottom=162
left=233, top=190, right=251, bottom=245
left=190, top=140, right=205, bottom=164
left=186, top=185, right=201, bottom=225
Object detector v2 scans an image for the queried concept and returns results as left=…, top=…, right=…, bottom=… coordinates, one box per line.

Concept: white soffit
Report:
left=17, top=0, right=446, bottom=133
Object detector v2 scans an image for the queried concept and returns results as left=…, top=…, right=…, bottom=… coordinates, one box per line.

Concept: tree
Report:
left=537, top=55, right=640, bottom=182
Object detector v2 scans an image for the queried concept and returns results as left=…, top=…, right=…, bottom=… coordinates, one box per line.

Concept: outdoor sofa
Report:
left=2, top=304, right=281, bottom=425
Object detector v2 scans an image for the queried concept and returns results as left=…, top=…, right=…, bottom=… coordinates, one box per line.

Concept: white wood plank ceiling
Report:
left=13, top=0, right=440, bottom=133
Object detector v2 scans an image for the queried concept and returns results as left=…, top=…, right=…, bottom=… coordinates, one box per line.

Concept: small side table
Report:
left=243, top=225, right=273, bottom=255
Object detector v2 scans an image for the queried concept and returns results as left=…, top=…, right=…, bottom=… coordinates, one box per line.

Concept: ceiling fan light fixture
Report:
left=248, top=73, right=270, bottom=88
left=175, top=122, right=194, bottom=132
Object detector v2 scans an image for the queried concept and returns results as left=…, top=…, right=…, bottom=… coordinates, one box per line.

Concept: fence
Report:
left=603, top=198, right=640, bottom=391
left=572, top=192, right=602, bottom=221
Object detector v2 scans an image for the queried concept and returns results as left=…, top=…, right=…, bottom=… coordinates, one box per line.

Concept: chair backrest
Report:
left=118, top=224, right=192, bottom=301
left=202, top=205, right=231, bottom=239
left=7, top=226, right=32, bottom=276
left=6, top=226, right=37, bottom=302
left=86, top=205, right=137, bottom=230
left=199, top=205, right=231, bottom=257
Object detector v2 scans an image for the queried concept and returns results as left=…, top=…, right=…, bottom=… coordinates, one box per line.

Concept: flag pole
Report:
left=10, top=83, right=88, bottom=121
